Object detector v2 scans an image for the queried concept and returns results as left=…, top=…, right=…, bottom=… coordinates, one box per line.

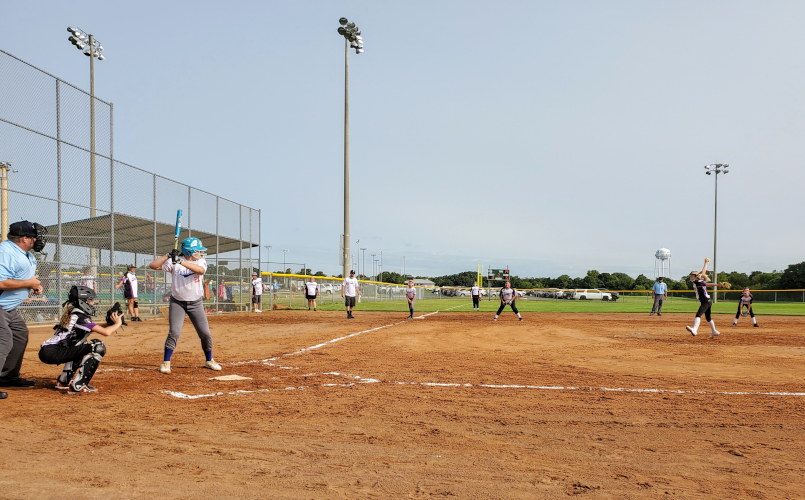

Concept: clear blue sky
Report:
left=3, top=1, right=803, bottom=278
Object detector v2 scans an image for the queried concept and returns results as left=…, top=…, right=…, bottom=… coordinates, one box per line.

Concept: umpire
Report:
left=650, top=277, right=668, bottom=316
left=0, top=221, right=47, bottom=398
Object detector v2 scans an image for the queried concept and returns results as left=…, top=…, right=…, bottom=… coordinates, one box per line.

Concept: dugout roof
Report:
left=44, top=213, right=256, bottom=256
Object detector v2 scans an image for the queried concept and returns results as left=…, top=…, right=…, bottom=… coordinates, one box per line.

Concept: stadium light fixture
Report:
left=703, top=163, right=730, bottom=303
left=337, top=17, right=365, bottom=280
left=66, top=26, right=105, bottom=274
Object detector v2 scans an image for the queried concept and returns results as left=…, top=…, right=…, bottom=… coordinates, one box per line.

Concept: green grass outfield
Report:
left=312, top=296, right=805, bottom=315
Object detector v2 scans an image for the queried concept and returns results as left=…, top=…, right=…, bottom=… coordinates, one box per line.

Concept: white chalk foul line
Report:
left=163, top=380, right=805, bottom=399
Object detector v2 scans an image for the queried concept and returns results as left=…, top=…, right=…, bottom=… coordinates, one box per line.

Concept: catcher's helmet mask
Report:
left=64, top=285, right=97, bottom=316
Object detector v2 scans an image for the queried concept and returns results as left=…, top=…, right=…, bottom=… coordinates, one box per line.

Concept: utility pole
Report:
left=704, top=163, right=729, bottom=302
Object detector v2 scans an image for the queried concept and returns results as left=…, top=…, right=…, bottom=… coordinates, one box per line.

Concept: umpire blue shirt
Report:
left=0, top=240, right=37, bottom=311
left=652, top=282, right=667, bottom=295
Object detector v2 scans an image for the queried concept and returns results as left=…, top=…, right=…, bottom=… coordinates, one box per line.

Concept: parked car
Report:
left=319, top=284, right=334, bottom=294
left=598, top=288, right=618, bottom=301
left=567, top=289, right=612, bottom=301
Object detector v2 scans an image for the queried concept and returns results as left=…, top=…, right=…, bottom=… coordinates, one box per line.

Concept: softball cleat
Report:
left=710, top=330, right=720, bottom=339
left=159, top=361, right=171, bottom=374
left=205, top=360, right=222, bottom=371
left=686, top=326, right=697, bottom=336
left=54, top=379, right=69, bottom=390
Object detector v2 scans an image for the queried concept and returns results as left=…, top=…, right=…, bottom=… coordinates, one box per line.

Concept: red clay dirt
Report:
left=1, top=311, right=804, bottom=499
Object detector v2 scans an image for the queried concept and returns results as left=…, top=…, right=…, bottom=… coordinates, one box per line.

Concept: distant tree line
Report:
left=422, top=261, right=805, bottom=292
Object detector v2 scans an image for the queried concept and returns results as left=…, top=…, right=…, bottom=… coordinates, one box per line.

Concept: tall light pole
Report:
left=403, top=256, right=406, bottom=278
left=360, top=247, right=366, bottom=279
left=704, top=163, right=729, bottom=303
left=67, top=27, right=105, bottom=269
left=379, top=250, right=383, bottom=283
left=264, top=245, right=271, bottom=273
left=0, top=162, right=18, bottom=241
left=370, top=254, right=376, bottom=280
left=282, top=249, right=289, bottom=273
left=336, top=17, right=364, bottom=280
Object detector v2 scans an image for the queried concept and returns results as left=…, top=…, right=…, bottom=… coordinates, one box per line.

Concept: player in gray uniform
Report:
left=731, top=288, right=759, bottom=327
left=405, top=279, right=416, bottom=319
left=494, top=281, right=523, bottom=321
left=149, top=237, right=221, bottom=374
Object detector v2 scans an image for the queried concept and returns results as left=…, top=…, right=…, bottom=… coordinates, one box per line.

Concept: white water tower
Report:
left=655, top=248, right=671, bottom=279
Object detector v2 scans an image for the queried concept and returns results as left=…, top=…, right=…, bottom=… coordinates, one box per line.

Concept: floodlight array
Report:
left=704, top=163, right=729, bottom=175
left=67, top=27, right=105, bottom=60
left=337, top=17, right=364, bottom=54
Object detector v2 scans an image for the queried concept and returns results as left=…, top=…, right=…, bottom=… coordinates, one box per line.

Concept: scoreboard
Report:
left=488, top=268, right=509, bottom=280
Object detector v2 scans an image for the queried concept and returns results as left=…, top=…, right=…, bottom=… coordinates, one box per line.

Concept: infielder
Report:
left=250, top=271, right=263, bottom=313
left=304, top=277, right=320, bottom=311
left=38, top=286, right=123, bottom=394
left=405, top=279, right=416, bottom=319
left=685, top=258, right=730, bottom=338
left=149, top=237, right=221, bottom=374
left=115, top=264, right=141, bottom=321
left=731, top=288, right=759, bottom=327
left=494, top=281, right=522, bottom=321
left=471, top=281, right=481, bottom=311
left=341, top=270, right=360, bottom=319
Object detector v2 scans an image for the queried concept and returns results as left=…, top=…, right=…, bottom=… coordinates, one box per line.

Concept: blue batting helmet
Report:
left=180, top=237, right=207, bottom=256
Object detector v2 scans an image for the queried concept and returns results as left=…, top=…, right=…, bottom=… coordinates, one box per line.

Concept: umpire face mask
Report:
left=32, top=223, right=48, bottom=253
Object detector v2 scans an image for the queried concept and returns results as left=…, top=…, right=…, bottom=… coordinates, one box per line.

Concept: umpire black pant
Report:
left=496, top=301, right=519, bottom=315
left=651, top=294, right=664, bottom=314
left=0, top=306, right=29, bottom=380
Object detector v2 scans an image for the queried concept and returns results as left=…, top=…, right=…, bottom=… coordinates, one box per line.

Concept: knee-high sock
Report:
left=692, top=317, right=701, bottom=330
left=709, top=320, right=717, bottom=332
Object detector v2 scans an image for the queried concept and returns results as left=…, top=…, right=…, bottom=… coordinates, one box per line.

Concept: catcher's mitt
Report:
left=106, top=302, right=128, bottom=326
left=718, top=282, right=732, bottom=289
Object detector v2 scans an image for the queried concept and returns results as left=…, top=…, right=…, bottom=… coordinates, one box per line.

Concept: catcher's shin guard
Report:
left=69, top=341, right=106, bottom=391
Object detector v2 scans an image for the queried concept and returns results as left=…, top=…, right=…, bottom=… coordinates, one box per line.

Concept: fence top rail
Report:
left=1, top=48, right=112, bottom=106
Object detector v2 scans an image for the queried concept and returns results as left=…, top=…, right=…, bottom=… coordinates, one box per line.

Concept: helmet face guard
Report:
left=32, top=223, right=47, bottom=253
left=180, top=237, right=207, bottom=258
left=65, top=285, right=97, bottom=316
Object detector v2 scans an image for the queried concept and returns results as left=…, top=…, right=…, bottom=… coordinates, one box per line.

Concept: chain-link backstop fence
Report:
left=1, top=49, right=260, bottom=324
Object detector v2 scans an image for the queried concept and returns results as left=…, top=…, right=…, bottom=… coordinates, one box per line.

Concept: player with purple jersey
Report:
left=685, top=258, right=731, bottom=338
left=494, top=281, right=522, bottom=321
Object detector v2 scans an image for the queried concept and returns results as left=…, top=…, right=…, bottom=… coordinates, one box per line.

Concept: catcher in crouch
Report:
left=38, top=286, right=124, bottom=394
left=494, top=281, right=523, bottom=321
left=685, top=257, right=731, bottom=338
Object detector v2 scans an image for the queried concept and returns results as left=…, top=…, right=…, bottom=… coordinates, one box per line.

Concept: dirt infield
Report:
left=1, top=311, right=804, bottom=499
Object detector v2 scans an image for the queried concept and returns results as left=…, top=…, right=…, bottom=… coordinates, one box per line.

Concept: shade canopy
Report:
left=44, top=213, right=256, bottom=256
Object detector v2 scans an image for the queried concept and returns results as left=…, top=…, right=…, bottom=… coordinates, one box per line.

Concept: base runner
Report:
left=731, top=288, right=759, bottom=327
left=405, top=279, right=416, bottom=319
left=471, top=281, right=481, bottom=311
left=494, top=281, right=523, bottom=321
left=38, top=286, right=123, bottom=394
left=305, top=277, right=320, bottom=311
left=149, top=237, right=221, bottom=374
left=685, top=258, right=731, bottom=338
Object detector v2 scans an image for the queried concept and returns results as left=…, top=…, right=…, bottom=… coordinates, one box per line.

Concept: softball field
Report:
left=1, top=310, right=804, bottom=499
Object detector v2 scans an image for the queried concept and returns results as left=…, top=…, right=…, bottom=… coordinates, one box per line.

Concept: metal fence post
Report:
left=215, top=196, right=220, bottom=313
left=109, top=103, right=115, bottom=307
left=153, top=174, right=157, bottom=314
left=56, top=79, right=63, bottom=307
left=239, top=204, right=243, bottom=311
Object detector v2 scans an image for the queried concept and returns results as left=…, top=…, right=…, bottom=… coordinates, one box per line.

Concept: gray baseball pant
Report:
left=165, top=297, right=213, bottom=352
left=0, top=306, right=29, bottom=379
left=651, top=295, right=664, bottom=314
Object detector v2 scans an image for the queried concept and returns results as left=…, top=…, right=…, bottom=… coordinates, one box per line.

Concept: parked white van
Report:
left=568, top=289, right=612, bottom=301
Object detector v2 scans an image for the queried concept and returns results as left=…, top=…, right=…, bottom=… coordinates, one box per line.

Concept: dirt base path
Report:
left=1, top=311, right=803, bottom=499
